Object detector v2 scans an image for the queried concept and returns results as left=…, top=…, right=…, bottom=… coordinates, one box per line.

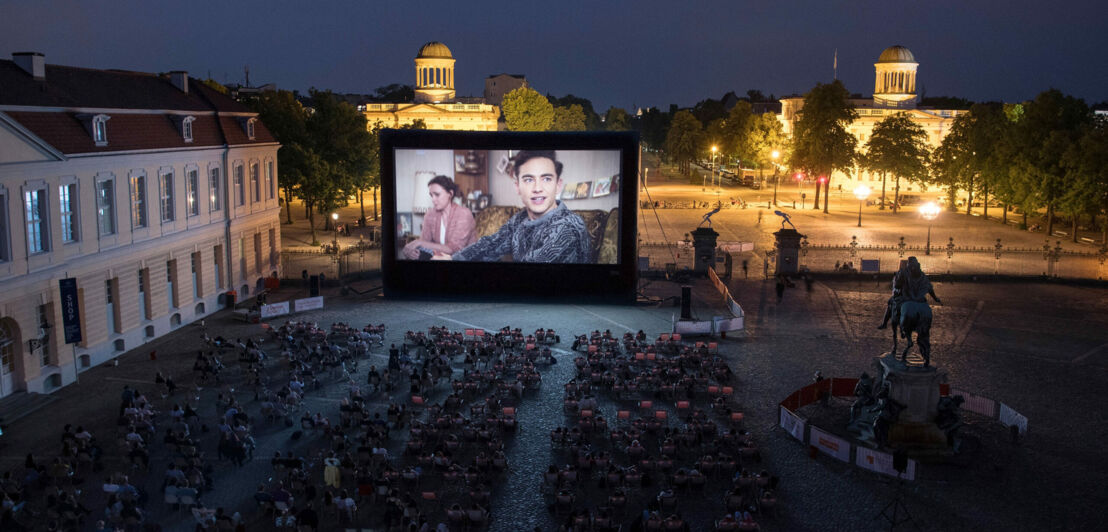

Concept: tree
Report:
left=637, top=107, right=671, bottom=151
left=502, top=87, right=554, bottom=131
left=1007, top=90, right=1092, bottom=235
left=249, top=90, right=309, bottom=224
left=370, top=84, right=414, bottom=102
left=692, top=97, right=727, bottom=126
left=551, top=104, right=587, bottom=131
left=863, top=113, right=930, bottom=212
left=743, top=112, right=787, bottom=186
left=1062, top=120, right=1108, bottom=243
left=303, top=90, right=376, bottom=243
left=603, top=107, right=631, bottom=131
left=549, top=94, right=602, bottom=130
left=720, top=102, right=753, bottom=162
left=788, top=80, right=857, bottom=212
left=664, top=110, right=704, bottom=176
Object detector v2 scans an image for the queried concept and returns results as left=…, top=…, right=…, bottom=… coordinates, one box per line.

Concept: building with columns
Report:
left=779, top=45, right=968, bottom=193
left=0, top=53, right=282, bottom=398
left=362, top=42, right=500, bottom=131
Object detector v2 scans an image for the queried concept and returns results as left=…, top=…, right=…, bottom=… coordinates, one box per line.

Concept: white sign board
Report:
left=714, top=316, right=744, bottom=332
left=260, top=301, right=291, bottom=319
left=999, top=403, right=1028, bottom=434
left=674, top=320, right=713, bottom=335
left=778, top=406, right=805, bottom=442
left=808, top=426, right=851, bottom=463
left=294, top=296, right=324, bottom=312
left=952, top=388, right=997, bottom=418
left=855, top=447, right=917, bottom=481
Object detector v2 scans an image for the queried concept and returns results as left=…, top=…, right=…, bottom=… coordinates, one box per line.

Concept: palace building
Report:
left=0, top=53, right=282, bottom=397
left=779, top=45, right=968, bottom=192
left=362, top=42, right=500, bottom=131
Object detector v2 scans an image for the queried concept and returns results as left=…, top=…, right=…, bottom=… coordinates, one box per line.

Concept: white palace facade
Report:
left=0, top=53, right=282, bottom=397
left=779, top=45, right=969, bottom=193
left=362, top=42, right=500, bottom=131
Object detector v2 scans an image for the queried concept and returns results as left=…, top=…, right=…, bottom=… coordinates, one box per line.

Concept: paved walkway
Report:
left=1, top=277, right=1105, bottom=531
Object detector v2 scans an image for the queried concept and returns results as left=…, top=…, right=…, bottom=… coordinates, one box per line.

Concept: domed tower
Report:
left=414, top=42, right=456, bottom=104
left=874, top=45, right=918, bottom=108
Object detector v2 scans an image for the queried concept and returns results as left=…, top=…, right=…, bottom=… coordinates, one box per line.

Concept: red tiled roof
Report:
left=4, top=111, right=274, bottom=155
left=0, top=59, right=276, bottom=154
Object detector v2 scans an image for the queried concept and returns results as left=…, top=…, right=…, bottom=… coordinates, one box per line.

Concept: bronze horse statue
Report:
left=891, top=299, right=932, bottom=366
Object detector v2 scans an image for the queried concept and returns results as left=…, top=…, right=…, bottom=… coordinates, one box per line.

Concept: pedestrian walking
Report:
left=803, top=270, right=814, bottom=300
left=757, top=210, right=763, bottom=225
left=775, top=273, right=786, bottom=302
left=742, top=260, right=749, bottom=279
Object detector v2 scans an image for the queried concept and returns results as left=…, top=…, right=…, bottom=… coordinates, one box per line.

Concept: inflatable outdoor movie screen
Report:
left=380, top=130, right=639, bottom=301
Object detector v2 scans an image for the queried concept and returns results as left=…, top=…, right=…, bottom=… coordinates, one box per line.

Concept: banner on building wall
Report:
left=778, top=406, right=805, bottom=442
left=294, top=296, right=324, bottom=312
left=260, top=301, right=291, bottom=319
left=855, top=447, right=917, bottom=481
left=808, top=426, right=851, bottom=463
left=58, top=278, right=82, bottom=344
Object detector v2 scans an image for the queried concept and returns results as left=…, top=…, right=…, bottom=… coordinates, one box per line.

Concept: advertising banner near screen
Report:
left=394, top=148, right=621, bottom=264
left=809, top=426, right=851, bottom=462
left=999, top=403, right=1028, bottom=434
left=778, top=406, right=805, bottom=442
left=58, top=278, right=82, bottom=344
left=260, top=301, right=291, bottom=319
left=673, top=319, right=713, bottom=335
left=294, top=297, right=324, bottom=312
left=856, top=447, right=917, bottom=480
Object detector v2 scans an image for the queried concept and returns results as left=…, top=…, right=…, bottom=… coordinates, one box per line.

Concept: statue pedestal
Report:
left=774, top=228, right=804, bottom=275
left=692, top=227, right=719, bottom=277
left=877, top=354, right=950, bottom=454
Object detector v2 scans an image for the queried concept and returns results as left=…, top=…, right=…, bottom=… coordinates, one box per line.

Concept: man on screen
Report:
left=433, top=150, right=590, bottom=263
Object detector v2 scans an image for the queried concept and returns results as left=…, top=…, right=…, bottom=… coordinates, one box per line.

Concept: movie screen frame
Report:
left=380, top=130, right=639, bottom=302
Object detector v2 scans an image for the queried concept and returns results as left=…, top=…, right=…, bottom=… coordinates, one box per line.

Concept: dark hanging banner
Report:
left=58, top=277, right=82, bottom=344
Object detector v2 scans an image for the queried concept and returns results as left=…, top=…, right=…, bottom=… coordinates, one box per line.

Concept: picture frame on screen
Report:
left=379, top=129, right=640, bottom=302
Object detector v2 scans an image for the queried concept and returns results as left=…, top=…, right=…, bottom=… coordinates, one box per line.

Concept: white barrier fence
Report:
left=258, top=297, right=325, bottom=321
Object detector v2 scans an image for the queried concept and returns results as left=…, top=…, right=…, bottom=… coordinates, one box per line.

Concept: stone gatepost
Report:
left=774, top=228, right=804, bottom=275
left=692, top=227, right=719, bottom=277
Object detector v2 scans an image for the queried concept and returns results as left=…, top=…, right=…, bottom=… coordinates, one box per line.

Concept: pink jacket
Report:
left=421, top=203, right=476, bottom=253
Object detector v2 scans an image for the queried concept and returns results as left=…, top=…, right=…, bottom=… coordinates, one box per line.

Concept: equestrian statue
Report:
left=877, top=256, right=942, bottom=366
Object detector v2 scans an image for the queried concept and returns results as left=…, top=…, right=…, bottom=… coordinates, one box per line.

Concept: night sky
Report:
left=2, top=0, right=1104, bottom=111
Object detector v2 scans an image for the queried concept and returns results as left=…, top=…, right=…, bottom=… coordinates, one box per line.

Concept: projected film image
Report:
left=394, top=149, right=621, bottom=264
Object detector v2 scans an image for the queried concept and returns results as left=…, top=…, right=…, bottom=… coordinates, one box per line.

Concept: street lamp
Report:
left=919, top=202, right=941, bottom=255
left=331, top=212, right=339, bottom=253
left=854, top=185, right=871, bottom=227
left=706, top=145, right=718, bottom=191
left=795, top=173, right=805, bottom=208
left=770, top=150, right=781, bottom=206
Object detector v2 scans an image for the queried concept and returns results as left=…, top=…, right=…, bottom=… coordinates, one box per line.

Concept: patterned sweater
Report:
left=452, top=201, right=590, bottom=263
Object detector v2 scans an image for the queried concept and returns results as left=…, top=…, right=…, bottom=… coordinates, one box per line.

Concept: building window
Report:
left=234, top=165, right=244, bottom=206
left=182, top=116, right=195, bottom=143
left=130, top=174, right=146, bottom=228
left=209, top=167, right=222, bottom=212
left=96, top=180, right=115, bottom=236
left=159, top=171, right=174, bottom=222
left=0, top=321, right=13, bottom=375
left=24, top=188, right=48, bottom=254
left=246, top=118, right=256, bottom=140
left=138, top=269, right=148, bottom=319
left=186, top=168, right=199, bottom=216
left=266, top=161, right=275, bottom=200
left=92, top=114, right=110, bottom=146
left=0, top=192, right=8, bottom=262
left=105, top=278, right=117, bottom=334
left=59, top=184, right=77, bottom=243
left=250, top=163, right=260, bottom=203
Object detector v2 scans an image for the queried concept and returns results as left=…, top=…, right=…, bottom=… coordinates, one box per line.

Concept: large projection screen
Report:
left=381, top=130, right=639, bottom=302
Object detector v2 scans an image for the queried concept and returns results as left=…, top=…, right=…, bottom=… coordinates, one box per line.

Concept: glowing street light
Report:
left=331, top=212, right=339, bottom=253
left=919, top=202, right=941, bottom=255
left=854, top=185, right=871, bottom=227
left=771, top=150, right=781, bottom=206
left=705, top=145, right=718, bottom=191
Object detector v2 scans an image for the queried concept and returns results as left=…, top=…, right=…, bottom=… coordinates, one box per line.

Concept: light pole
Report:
left=919, top=202, right=940, bottom=255
left=706, top=145, right=718, bottom=192
left=854, top=185, right=871, bottom=227
left=331, top=212, right=339, bottom=253
left=770, top=150, right=781, bottom=206
left=796, top=173, right=805, bottom=208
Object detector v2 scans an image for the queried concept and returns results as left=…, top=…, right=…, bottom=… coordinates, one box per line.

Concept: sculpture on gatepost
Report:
left=699, top=204, right=721, bottom=228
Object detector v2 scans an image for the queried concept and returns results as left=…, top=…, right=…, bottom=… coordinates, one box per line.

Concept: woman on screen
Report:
left=402, top=175, right=476, bottom=259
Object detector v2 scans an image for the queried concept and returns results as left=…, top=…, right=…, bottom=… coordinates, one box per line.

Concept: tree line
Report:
left=789, top=81, right=1108, bottom=241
